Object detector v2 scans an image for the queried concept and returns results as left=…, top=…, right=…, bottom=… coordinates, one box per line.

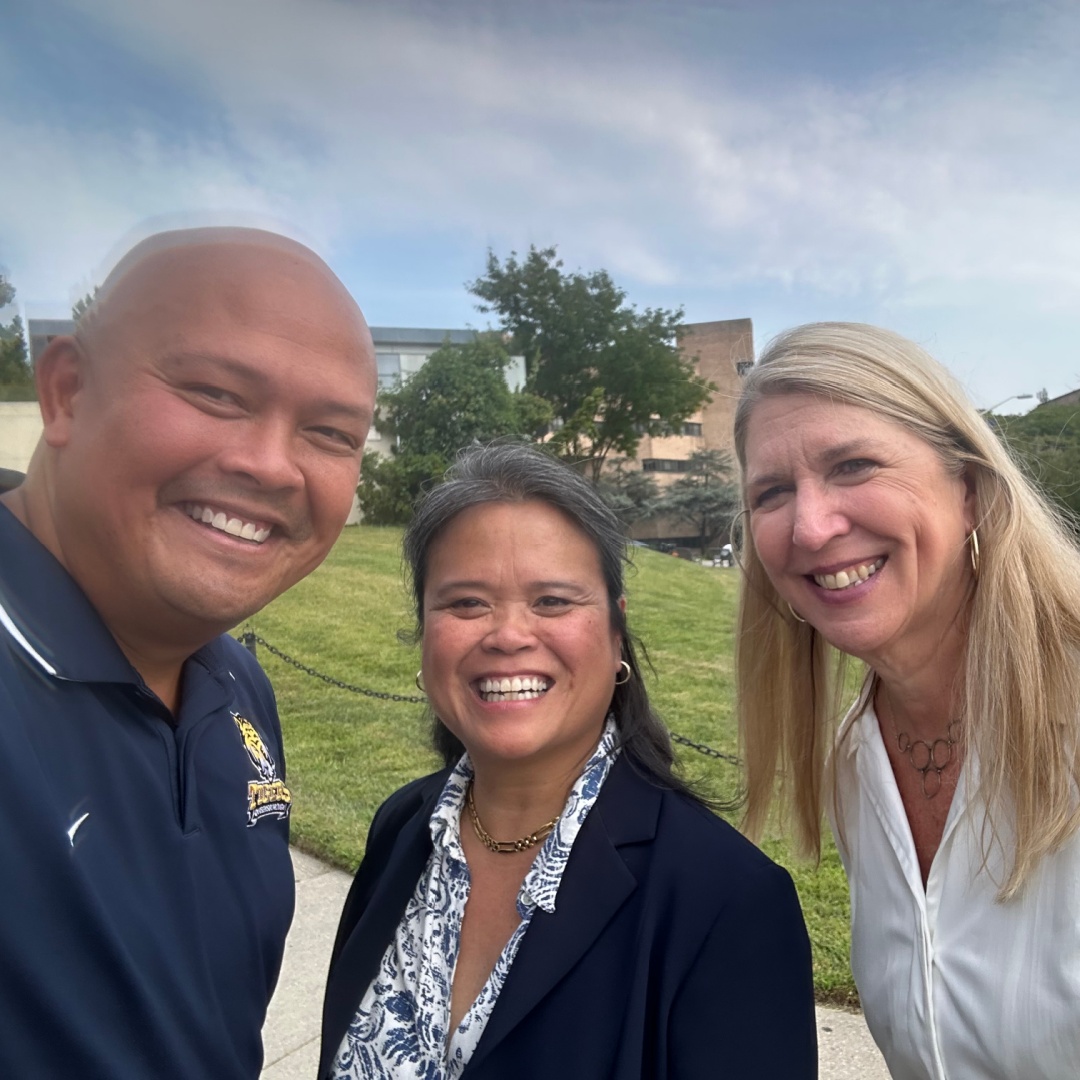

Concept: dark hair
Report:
left=403, top=441, right=700, bottom=801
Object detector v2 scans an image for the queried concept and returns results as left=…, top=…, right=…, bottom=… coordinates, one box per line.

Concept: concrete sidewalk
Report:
left=261, top=849, right=890, bottom=1079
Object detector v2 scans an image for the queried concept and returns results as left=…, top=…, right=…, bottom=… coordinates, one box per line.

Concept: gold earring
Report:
left=787, top=603, right=806, bottom=624
left=415, top=670, right=426, bottom=694
left=968, top=528, right=980, bottom=579
left=614, top=660, right=632, bottom=685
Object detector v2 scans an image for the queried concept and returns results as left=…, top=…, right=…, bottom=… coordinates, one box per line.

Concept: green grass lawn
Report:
left=249, top=526, right=857, bottom=1005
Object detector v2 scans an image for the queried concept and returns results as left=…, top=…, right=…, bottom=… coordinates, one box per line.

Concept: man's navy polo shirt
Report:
left=0, top=504, right=295, bottom=1079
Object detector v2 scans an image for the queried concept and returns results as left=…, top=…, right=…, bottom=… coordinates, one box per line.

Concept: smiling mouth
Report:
left=812, top=558, right=885, bottom=591
left=477, top=676, right=550, bottom=702
left=184, top=503, right=272, bottom=544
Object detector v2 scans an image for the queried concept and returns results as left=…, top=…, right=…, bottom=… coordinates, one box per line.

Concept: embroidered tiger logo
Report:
left=232, top=712, right=292, bottom=827
left=233, top=712, right=277, bottom=783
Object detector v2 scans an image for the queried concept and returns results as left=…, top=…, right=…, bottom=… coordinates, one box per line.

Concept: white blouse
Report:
left=331, top=719, right=620, bottom=1080
left=830, top=701, right=1080, bottom=1080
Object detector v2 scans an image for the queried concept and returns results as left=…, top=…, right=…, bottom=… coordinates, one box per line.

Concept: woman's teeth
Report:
left=478, top=676, right=550, bottom=702
left=814, top=558, right=884, bottom=591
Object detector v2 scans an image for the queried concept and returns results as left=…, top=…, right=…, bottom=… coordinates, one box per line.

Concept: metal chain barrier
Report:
left=668, top=731, right=742, bottom=767
left=239, top=630, right=740, bottom=764
left=240, top=631, right=428, bottom=703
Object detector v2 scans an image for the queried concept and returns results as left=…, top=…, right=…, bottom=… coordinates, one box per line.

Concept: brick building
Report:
left=628, top=317, right=753, bottom=545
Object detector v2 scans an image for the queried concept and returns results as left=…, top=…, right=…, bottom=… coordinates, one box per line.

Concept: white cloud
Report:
left=3, top=0, right=1077, bottom=363
left=1, top=113, right=300, bottom=309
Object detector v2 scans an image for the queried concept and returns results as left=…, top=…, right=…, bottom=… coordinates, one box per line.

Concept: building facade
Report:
left=627, top=317, right=753, bottom=545
left=0, top=402, right=42, bottom=474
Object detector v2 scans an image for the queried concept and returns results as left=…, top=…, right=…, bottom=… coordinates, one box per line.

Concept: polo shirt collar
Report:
left=0, top=503, right=142, bottom=685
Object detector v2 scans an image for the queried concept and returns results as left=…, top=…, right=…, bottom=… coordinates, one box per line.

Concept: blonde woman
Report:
left=733, top=323, right=1080, bottom=1080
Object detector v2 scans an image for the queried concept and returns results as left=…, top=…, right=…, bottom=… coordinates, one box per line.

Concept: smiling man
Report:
left=0, top=228, right=376, bottom=1079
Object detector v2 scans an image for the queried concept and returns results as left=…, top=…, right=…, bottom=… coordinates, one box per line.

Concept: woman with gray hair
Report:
left=733, top=322, right=1080, bottom=1079
left=320, top=442, right=816, bottom=1080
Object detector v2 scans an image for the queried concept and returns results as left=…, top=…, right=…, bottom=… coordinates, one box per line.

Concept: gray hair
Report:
left=404, top=442, right=627, bottom=628
left=403, top=441, right=707, bottom=803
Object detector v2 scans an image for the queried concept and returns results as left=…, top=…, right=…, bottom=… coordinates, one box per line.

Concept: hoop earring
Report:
left=787, top=603, right=806, bottom=624
left=614, top=660, right=632, bottom=685
left=729, top=509, right=749, bottom=572
left=415, top=670, right=426, bottom=694
left=968, top=528, right=980, bottom=580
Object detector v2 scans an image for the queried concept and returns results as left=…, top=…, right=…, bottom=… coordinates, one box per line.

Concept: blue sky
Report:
left=2, top=0, right=1077, bottom=410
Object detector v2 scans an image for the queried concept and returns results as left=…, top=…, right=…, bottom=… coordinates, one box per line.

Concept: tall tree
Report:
left=469, top=246, right=714, bottom=482
left=596, top=457, right=660, bottom=529
left=0, top=275, right=32, bottom=394
left=650, top=449, right=738, bottom=548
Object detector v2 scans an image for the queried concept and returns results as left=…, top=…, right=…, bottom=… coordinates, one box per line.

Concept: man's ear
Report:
left=35, top=337, right=85, bottom=449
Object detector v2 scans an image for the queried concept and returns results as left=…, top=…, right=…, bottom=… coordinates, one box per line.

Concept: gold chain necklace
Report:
left=466, top=782, right=560, bottom=854
left=876, top=683, right=962, bottom=799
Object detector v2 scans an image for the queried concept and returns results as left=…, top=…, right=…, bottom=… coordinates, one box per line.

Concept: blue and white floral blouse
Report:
left=330, top=718, right=621, bottom=1079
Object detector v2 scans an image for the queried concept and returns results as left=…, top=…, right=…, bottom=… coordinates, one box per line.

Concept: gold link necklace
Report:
left=466, top=782, right=560, bottom=854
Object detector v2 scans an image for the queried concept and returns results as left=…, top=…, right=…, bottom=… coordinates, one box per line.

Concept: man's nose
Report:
left=217, top=416, right=304, bottom=491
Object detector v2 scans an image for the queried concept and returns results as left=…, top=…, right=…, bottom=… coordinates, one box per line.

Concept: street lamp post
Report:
left=982, top=393, right=1034, bottom=414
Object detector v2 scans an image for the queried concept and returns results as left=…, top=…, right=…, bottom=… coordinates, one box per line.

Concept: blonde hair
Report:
left=733, top=322, right=1080, bottom=900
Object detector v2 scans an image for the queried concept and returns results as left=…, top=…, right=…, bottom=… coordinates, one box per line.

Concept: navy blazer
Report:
left=320, top=756, right=817, bottom=1079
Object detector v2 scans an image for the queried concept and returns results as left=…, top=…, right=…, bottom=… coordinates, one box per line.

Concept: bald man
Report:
left=0, top=229, right=377, bottom=1079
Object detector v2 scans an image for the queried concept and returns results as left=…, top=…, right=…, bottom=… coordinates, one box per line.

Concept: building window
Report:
left=735, top=360, right=753, bottom=376
left=642, top=458, right=690, bottom=473
left=376, top=352, right=402, bottom=390
left=633, top=421, right=701, bottom=438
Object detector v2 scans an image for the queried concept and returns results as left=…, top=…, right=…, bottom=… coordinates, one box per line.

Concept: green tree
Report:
left=0, top=274, right=32, bottom=395
left=993, top=405, right=1080, bottom=528
left=357, top=451, right=448, bottom=526
left=358, top=334, right=551, bottom=525
left=596, top=457, right=660, bottom=529
left=377, top=333, right=549, bottom=460
left=0, top=315, right=30, bottom=383
left=651, top=449, right=738, bottom=548
left=469, top=246, right=714, bottom=482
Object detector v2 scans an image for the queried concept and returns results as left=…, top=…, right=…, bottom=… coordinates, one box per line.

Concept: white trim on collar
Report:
left=0, top=597, right=58, bottom=677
